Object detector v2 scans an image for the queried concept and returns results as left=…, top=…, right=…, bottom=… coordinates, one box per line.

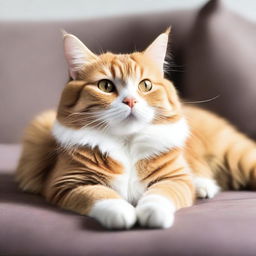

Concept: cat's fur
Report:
left=16, top=29, right=256, bottom=229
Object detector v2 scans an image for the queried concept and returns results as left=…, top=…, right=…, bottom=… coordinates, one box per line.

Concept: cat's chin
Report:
left=106, top=110, right=152, bottom=136
left=109, top=120, right=149, bottom=136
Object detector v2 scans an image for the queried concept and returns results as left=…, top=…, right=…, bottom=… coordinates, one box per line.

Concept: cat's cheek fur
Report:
left=88, top=199, right=137, bottom=229
left=136, top=194, right=176, bottom=229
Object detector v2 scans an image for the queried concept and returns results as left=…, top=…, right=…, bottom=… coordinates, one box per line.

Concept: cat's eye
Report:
left=138, top=79, right=152, bottom=92
left=98, top=79, right=115, bottom=93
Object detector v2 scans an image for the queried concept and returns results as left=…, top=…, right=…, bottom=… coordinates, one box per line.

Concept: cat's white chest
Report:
left=52, top=118, right=189, bottom=205
left=109, top=145, right=146, bottom=205
left=107, top=120, right=190, bottom=204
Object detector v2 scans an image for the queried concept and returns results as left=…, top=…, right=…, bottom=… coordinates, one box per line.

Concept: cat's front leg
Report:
left=88, top=193, right=137, bottom=229
left=136, top=177, right=194, bottom=229
left=136, top=193, right=175, bottom=228
left=45, top=183, right=136, bottom=229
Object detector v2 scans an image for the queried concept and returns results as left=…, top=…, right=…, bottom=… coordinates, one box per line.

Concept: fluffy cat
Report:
left=16, top=29, right=256, bottom=229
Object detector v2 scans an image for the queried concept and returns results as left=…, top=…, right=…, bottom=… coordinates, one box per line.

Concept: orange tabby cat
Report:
left=16, top=29, right=256, bottom=229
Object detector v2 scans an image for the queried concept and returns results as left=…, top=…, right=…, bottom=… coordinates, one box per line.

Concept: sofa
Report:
left=1, top=0, right=256, bottom=255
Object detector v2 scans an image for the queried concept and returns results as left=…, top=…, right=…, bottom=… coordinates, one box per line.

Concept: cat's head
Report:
left=57, top=29, right=182, bottom=136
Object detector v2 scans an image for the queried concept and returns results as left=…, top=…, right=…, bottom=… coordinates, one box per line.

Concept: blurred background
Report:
left=0, top=0, right=256, bottom=21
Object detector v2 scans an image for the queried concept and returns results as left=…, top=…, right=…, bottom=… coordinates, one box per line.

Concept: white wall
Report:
left=0, top=0, right=255, bottom=22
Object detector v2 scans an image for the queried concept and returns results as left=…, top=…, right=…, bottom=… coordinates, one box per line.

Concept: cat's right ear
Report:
left=63, top=31, right=97, bottom=80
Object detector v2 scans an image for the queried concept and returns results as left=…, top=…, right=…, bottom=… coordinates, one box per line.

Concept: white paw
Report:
left=136, top=194, right=175, bottom=229
left=194, top=177, right=220, bottom=198
left=88, top=199, right=136, bottom=229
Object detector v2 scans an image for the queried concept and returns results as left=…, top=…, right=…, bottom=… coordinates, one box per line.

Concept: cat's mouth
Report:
left=126, top=112, right=137, bottom=120
left=124, top=111, right=138, bottom=122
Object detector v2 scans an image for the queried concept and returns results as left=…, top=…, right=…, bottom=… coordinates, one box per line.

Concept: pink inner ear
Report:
left=144, top=32, right=169, bottom=71
left=63, top=36, right=85, bottom=80
left=63, top=34, right=97, bottom=80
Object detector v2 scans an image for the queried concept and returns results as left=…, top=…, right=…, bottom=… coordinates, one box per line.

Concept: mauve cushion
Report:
left=181, top=0, right=256, bottom=139
left=1, top=144, right=256, bottom=256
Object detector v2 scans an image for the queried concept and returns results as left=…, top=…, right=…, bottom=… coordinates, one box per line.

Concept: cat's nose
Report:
left=122, top=97, right=137, bottom=108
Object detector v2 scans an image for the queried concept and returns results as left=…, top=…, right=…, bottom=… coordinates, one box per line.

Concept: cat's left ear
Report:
left=63, top=31, right=98, bottom=80
left=144, top=27, right=170, bottom=71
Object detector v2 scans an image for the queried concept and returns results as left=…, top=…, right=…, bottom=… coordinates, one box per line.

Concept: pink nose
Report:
left=122, top=97, right=137, bottom=108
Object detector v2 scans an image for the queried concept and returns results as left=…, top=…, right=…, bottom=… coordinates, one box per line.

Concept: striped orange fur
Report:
left=16, top=30, right=256, bottom=229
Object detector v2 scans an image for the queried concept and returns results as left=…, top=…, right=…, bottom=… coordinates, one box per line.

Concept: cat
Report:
left=16, top=28, right=256, bottom=229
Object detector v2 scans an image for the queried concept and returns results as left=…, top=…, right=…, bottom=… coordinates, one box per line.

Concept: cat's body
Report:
left=16, top=30, right=256, bottom=229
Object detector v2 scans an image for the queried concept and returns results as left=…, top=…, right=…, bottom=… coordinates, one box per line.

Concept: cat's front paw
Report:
left=89, top=199, right=136, bottom=229
left=194, top=177, right=220, bottom=199
left=136, top=194, right=175, bottom=229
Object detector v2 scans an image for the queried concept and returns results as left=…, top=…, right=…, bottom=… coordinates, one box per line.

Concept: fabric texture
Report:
left=181, top=0, right=256, bottom=139
left=1, top=145, right=256, bottom=256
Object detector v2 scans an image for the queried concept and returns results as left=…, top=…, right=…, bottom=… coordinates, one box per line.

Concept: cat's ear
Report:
left=63, top=31, right=97, bottom=80
left=144, top=27, right=170, bottom=71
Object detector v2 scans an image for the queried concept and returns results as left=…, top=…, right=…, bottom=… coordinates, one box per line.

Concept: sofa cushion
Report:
left=1, top=144, right=256, bottom=256
left=181, top=0, right=256, bottom=139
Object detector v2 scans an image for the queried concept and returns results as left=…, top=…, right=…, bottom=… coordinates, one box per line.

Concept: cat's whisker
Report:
left=151, top=107, right=176, bottom=122
left=67, top=111, right=101, bottom=119
left=183, top=95, right=220, bottom=105
left=65, top=108, right=128, bottom=131
left=81, top=118, right=108, bottom=129
left=97, top=109, right=127, bottom=121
